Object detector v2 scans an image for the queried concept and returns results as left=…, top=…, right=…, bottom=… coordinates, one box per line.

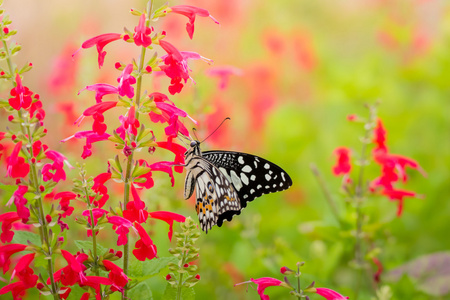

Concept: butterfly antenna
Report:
left=200, top=117, right=231, bottom=143
left=192, top=127, right=199, bottom=141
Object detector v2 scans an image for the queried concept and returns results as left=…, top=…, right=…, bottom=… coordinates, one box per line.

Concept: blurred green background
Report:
left=1, top=0, right=450, bottom=299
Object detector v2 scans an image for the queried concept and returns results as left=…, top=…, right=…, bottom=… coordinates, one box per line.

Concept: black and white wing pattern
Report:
left=184, top=140, right=292, bottom=233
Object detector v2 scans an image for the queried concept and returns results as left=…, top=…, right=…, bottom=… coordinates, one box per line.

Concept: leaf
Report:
left=385, top=251, right=450, bottom=297
left=11, top=230, right=41, bottom=245
left=162, top=283, right=195, bottom=300
left=74, top=240, right=108, bottom=256
left=129, top=257, right=178, bottom=281
left=129, top=282, right=153, bottom=300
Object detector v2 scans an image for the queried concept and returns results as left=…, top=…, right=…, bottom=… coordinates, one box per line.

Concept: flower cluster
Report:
left=0, top=1, right=221, bottom=299
left=332, top=115, right=425, bottom=216
left=235, top=262, right=348, bottom=300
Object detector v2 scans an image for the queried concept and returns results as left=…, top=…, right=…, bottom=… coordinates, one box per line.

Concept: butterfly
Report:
left=184, top=140, right=293, bottom=233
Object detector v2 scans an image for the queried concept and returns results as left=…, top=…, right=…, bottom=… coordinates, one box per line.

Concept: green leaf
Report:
left=162, top=283, right=195, bottom=300
left=129, top=282, right=153, bottom=300
left=74, top=240, right=108, bottom=256
left=11, top=230, right=41, bottom=245
left=130, top=257, right=178, bottom=281
left=385, top=251, right=450, bottom=297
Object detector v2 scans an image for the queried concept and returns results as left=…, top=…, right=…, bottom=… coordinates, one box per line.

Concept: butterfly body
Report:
left=184, top=140, right=292, bottom=233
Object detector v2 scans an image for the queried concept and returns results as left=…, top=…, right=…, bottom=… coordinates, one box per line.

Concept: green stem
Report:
left=310, top=163, right=344, bottom=227
left=2, top=38, right=59, bottom=299
left=122, top=3, right=153, bottom=299
left=353, top=104, right=377, bottom=299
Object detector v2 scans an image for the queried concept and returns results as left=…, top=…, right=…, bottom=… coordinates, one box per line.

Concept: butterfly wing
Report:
left=186, top=156, right=241, bottom=232
left=202, top=151, right=293, bottom=211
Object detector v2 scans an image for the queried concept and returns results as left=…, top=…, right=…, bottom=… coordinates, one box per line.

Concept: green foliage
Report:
left=129, top=256, right=178, bottom=282
left=74, top=240, right=108, bottom=256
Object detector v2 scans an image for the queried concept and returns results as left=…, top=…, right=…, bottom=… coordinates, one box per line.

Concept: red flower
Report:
left=206, top=66, right=242, bottom=90
left=79, top=83, right=119, bottom=103
left=6, top=141, right=30, bottom=178
left=0, top=244, right=28, bottom=274
left=372, top=257, right=383, bottom=283
left=10, top=253, right=37, bottom=286
left=132, top=222, right=157, bottom=261
left=79, top=33, right=122, bottom=68
left=54, top=191, right=77, bottom=218
left=117, top=64, right=136, bottom=99
left=149, top=211, right=186, bottom=241
left=0, top=212, right=21, bottom=243
left=54, top=250, right=89, bottom=286
left=107, top=216, right=133, bottom=246
left=332, top=147, right=352, bottom=176
left=373, top=118, right=387, bottom=153
left=167, top=5, right=219, bottom=39
left=103, top=260, right=129, bottom=292
left=8, top=73, right=33, bottom=110
left=123, top=185, right=148, bottom=224
left=92, top=172, right=112, bottom=208
left=79, top=276, right=112, bottom=300
left=315, top=287, right=349, bottom=300
left=42, top=150, right=72, bottom=183
left=7, top=186, right=30, bottom=223
left=156, top=141, right=186, bottom=173
left=381, top=188, right=416, bottom=217
left=133, top=13, right=152, bottom=47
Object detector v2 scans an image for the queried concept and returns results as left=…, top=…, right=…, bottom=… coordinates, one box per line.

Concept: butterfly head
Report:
left=184, top=139, right=202, bottom=160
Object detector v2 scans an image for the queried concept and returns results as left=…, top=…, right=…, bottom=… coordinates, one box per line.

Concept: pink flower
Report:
left=235, top=277, right=287, bottom=300
left=133, top=13, right=152, bottom=47
left=159, top=41, right=211, bottom=95
left=123, top=185, right=148, bottom=224
left=116, top=106, right=140, bottom=139
left=79, top=33, right=122, bottom=68
left=42, top=150, right=72, bottom=183
left=117, top=64, right=136, bottom=99
left=206, top=66, right=242, bottom=90
left=373, top=119, right=387, bottom=153
left=332, top=147, right=351, bottom=176
left=79, top=276, right=112, bottom=299
left=0, top=212, right=21, bottom=243
left=167, top=5, right=219, bottom=39
left=8, top=186, right=30, bottom=223
left=107, top=216, right=133, bottom=246
left=82, top=208, right=108, bottom=230
left=61, top=130, right=111, bottom=159
left=8, top=73, right=33, bottom=110
left=79, top=83, right=119, bottom=103
left=149, top=211, right=186, bottom=241
left=133, top=222, right=157, bottom=261
left=75, top=101, right=118, bottom=135
left=0, top=244, right=28, bottom=274
left=315, top=287, right=349, bottom=300
left=6, top=141, right=30, bottom=178
left=149, top=93, right=196, bottom=141
left=103, top=260, right=129, bottom=293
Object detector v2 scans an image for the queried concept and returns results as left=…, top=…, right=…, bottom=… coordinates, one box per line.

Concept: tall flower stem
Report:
left=122, top=2, right=153, bottom=299
left=353, top=104, right=378, bottom=298
left=2, top=39, right=59, bottom=300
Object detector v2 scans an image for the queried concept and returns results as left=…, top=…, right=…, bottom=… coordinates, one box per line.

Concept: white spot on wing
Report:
left=240, top=173, right=249, bottom=185
left=238, top=156, right=245, bottom=164
left=281, top=172, right=286, bottom=181
left=242, top=165, right=252, bottom=173
left=265, top=174, right=271, bottom=181
left=250, top=175, right=256, bottom=181
left=264, top=163, right=270, bottom=169
left=230, top=170, right=243, bottom=191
